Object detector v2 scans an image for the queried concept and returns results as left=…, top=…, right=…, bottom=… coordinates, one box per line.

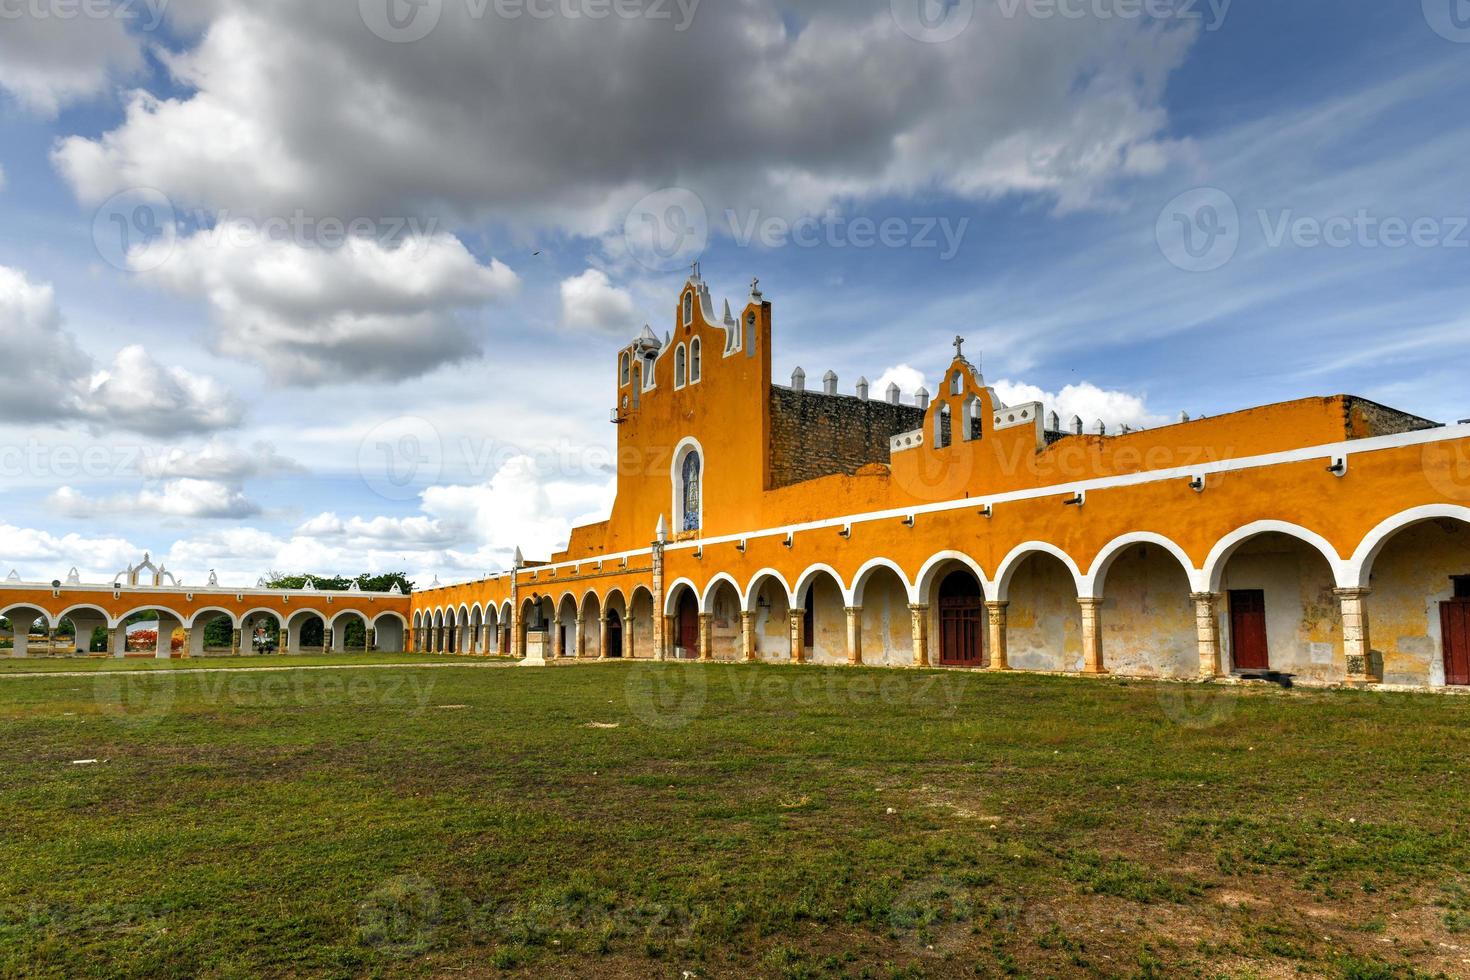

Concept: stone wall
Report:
left=768, top=387, right=926, bottom=490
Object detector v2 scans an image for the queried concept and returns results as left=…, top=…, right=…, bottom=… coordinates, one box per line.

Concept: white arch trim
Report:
left=792, top=564, right=847, bottom=609
left=671, top=436, right=706, bottom=535
left=1347, top=505, right=1470, bottom=589
left=1, top=603, right=57, bottom=629
left=994, top=542, right=1086, bottom=602
left=328, top=608, right=372, bottom=630
left=700, top=573, right=744, bottom=614
left=113, top=605, right=191, bottom=629
left=372, top=611, right=409, bottom=628
left=53, top=604, right=115, bottom=629
left=851, top=557, right=918, bottom=606
left=239, top=607, right=287, bottom=628
left=1202, top=520, right=1348, bottom=593
left=185, top=606, right=242, bottom=629
left=663, top=578, right=701, bottom=616
left=1083, top=532, right=1205, bottom=597
left=914, top=551, right=991, bottom=604
left=743, top=569, right=793, bottom=613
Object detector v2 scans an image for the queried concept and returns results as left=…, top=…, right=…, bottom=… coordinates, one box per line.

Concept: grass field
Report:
left=2, top=660, right=1468, bottom=978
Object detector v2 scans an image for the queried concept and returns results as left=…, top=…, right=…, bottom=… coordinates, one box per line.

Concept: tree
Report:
left=261, top=572, right=414, bottom=594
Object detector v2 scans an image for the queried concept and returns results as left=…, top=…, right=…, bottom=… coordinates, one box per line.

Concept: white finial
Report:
left=514, top=547, right=524, bottom=568
left=822, top=370, right=838, bottom=395
left=1180, top=411, right=1191, bottom=424
left=207, top=569, right=219, bottom=587
left=66, top=567, right=81, bottom=585
left=6, top=569, right=19, bottom=582
left=1071, top=415, right=1083, bottom=435
left=723, top=299, right=734, bottom=324
left=1095, top=419, right=1107, bottom=436
left=791, top=367, right=806, bottom=391
left=655, top=514, right=668, bottom=544
left=1047, top=411, right=1060, bottom=432
left=886, top=383, right=901, bottom=405
left=915, top=387, right=930, bottom=411
left=856, top=377, right=870, bottom=401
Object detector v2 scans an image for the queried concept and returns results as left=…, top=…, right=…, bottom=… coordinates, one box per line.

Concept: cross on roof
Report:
left=953, top=335, right=965, bottom=359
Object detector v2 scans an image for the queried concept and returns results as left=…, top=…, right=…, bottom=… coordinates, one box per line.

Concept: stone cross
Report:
left=953, top=335, right=965, bottom=359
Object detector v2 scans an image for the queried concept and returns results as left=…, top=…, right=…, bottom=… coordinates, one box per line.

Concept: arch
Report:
left=114, top=605, right=191, bottom=630
left=671, top=436, right=704, bottom=534
left=55, top=603, right=113, bottom=630
left=620, top=351, right=631, bottom=387
left=851, top=558, right=916, bottom=606
left=793, top=563, right=847, bottom=608
left=328, top=608, right=371, bottom=631
left=994, top=542, right=1085, bottom=602
left=1084, top=532, right=1203, bottom=597
left=1348, top=505, right=1470, bottom=590
left=743, top=568, right=794, bottom=613
left=374, top=610, right=409, bottom=629
left=701, top=573, right=744, bottom=614
left=915, top=551, right=991, bottom=604
left=690, top=337, right=702, bottom=383
left=373, top=611, right=407, bottom=652
left=1203, top=521, right=1347, bottom=594
left=663, top=578, right=700, bottom=616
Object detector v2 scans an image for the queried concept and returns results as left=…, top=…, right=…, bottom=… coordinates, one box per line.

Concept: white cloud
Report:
left=0, top=523, right=140, bottom=583
left=50, top=478, right=262, bottom=521
left=138, top=227, right=519, bottom=385
left=0, top=265, right=239, bottom=435
left=136, top=440, right=301, bottom=481
left=0, top=163, right=7, bottom=191
left=560, top=269, right=642, bottom=334
left=54, top=3, right=1196, bottom=234
left=992, top=380, right=1169, bottom=432
left=0, top=9, right=146, bottom=115
left=873, top=365, right=929, bottom=403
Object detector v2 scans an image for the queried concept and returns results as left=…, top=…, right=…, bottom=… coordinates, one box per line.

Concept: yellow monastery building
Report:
left=413, top=268, right=1470, bottom=690
left=5, top=268, right=1469, bottom=691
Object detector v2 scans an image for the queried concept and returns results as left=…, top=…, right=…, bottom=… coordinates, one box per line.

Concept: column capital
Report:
left=1333, top=587, right=1373, bottom=601
left=1077, top=596, right=1103, bottom=608
left=985, top=599, right=1010, bottom=611
left=1190, top=591, right=1224, bottom=603
left=908, top=603, right=931, bottom=614
left=844, top=605, right=862, bottom=615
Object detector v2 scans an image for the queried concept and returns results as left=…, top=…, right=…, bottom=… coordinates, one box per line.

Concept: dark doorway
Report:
left=1442, top=600, right=1470, bottom=686
left=677, top=591, right=699, bottom=659
left=1229, top=589, right=1270, bottom=671
left=607, top=611, right=624, bottom=659
left=938, top=571, right=986, bottom=667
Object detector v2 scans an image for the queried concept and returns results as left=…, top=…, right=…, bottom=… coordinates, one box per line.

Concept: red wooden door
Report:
left=677, top=593, right=699, bottom=658
left=1230, top=590, right=1270, bottom=671
left=607, top=613, right=623, bottom=659
left=1441, top=601, right=1470, bottom=686
left=938, top=572, right=986, bottom=668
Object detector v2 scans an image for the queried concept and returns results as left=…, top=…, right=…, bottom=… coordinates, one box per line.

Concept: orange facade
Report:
left=414, top=271, right=1470, bottom=689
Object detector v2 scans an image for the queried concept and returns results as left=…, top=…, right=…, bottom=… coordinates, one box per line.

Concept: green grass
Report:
left=0, top=652, right=499, bottom=674
left=1, top=662, right=1467, bottom=978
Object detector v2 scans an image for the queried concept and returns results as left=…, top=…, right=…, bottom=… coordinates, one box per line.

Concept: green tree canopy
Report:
left=260, top=572, right=414, bottom=595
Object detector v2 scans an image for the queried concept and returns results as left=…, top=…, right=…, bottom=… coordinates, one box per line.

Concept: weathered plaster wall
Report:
left=1006, top=555, right=1082, bottom=672
left=858, top=571, right=911, bottom=667
left=1366, top=520, right=1469, bottom=686
left=1100, top=545, right=1196, bottom=678
left=1219, top=535, right=1342, bottom=684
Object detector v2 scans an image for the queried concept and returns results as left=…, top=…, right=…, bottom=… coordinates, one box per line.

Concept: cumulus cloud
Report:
left=136, top=440, right=301, bottom=481
left=560, top=269, right=642, bottom=334
left=137, top=227, right=519, bottom=385
left=0, top=8, right=147, bottom=115
left=0, top=265, right=239, bottom=435
left=0, top=523, right=140, bottom=582
left=51, top=478, right=262, bottom=521
left=873, top=364, right=929, bottom=403
left=54, top=2, right=1197, bottom=234
left=992, top=379, right=1169, bottom=432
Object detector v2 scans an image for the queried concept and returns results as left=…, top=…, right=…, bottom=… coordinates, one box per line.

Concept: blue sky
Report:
left=0, top=0, right=1466, bottom=587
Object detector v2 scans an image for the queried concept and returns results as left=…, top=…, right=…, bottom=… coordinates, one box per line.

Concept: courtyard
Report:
left=1, top=659, right=1466, bottom=978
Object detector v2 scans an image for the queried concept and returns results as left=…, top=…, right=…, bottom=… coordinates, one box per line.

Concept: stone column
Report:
left=156, top=624, right=172, bottom=659
left=46, top=627, right=58, bottom=658
left=576, top=615, right=588, bottom=659
left=279, top=627, right=291, bottom=656
left=231, top=628, right=243, bottom=657
left=663, top=614, right=677, bottom=661
left=699, top=613, right=713, bottom=662
left=788, top=609, right=805, bottom=664
left=109, top=627, right=124, bottom=659
left=552, top=621, right=564, bottom=660
left=652, top=538, right=667, bottom=661
left=845, top=607, right=863, bottom=666
left=1078, top=598, right=1107, bottom=675
left=1191, top=593, right=1224, bottom=679
left=909, top=604, right=930, bottom=668
left=178, top=628, right=192, bottom=660
left=323, top=627, right=336, bottom=654
left=599, top=614, right=610, bottom=661
left=741, top=611, right=757, bottom=663
left=986, top=601, right=1010, bottom=671
left=482, top=625, right=492, bottom=656
left=367, top=628, right=378, bottom=653
left=1336, top=588, right=1376, bottom=683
